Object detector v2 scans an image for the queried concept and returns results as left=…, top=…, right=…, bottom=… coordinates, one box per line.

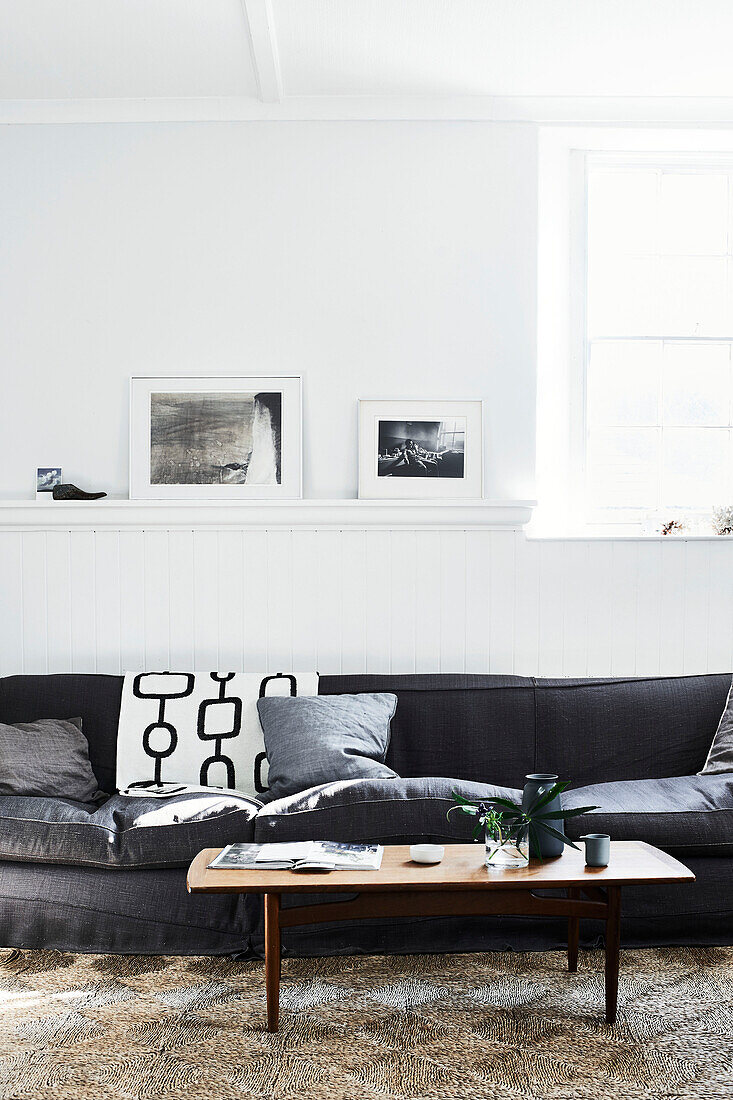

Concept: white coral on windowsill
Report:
left=712, top=506, right=733, bottom=536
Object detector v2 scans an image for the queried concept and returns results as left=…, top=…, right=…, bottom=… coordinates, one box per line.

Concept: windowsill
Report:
left=529, top=501, right=729, bottom=541
left=528, top=529, right=733, bottom=542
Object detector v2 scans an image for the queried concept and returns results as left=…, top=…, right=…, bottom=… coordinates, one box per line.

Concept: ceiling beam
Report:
left=241, top=0, right=283, bottom=104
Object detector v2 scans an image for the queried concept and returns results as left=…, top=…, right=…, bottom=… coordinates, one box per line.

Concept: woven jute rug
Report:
left=0, top=946, right=730, bottom=1100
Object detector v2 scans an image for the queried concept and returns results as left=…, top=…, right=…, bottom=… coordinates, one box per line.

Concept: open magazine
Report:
left=207, top=841, right=383, bottom=872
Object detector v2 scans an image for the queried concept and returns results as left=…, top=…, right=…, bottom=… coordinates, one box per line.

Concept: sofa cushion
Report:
left=0, top=716, right=105, bottom=802
left=257, top=692, right=398, bottom=800
left=255, top=776, right=523, bottom=845
left=564, top=774, right=733, bottom=855
left=0, top=789, right=261, bottom=869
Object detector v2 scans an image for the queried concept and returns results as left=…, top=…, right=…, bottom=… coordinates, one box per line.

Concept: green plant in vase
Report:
left=446, top=782, right=598, bottom=870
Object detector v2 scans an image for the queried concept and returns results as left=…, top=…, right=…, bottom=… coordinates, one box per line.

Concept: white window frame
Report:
left=535, top=127, right=733, bottom=538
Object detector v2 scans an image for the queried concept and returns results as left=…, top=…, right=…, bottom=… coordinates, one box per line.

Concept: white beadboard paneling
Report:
left=658, top=540, right=687, bottom=676
left=45, top=530, right=72, bottom=674
left=168, top=530, right=195, bottom=669
left=439, top=531, right=466, bottom=673
left=94, top=531, right=121, bottom=673
left=315, top=531, right=343, bottom=675
left=0, top=535, right=23, bottom=675
left=119, top=531, right=145, bottom=672
left=291, top=530, right=318, bottom=671
left=560, top=541, right=589, bottom=678
left=537, top=541, right=567, bottom=678
left=414, top=531, right=441, bottom=674
left=610, top=542, right=639, bottom=677
left=464, top=530, right=490, bottom=674
left=706, top=538, right=733, bottom=673
left=218, top=530, right=245, bottom=671
left=488, top=531, right=515, bottom=674
left=634, top=539, right=663, bottom=676
left=265, top=529, right=293, bottom=671
left=1, top=526, right=732, bottom=681
left=69, top=531, right=96, bottom=673
left=365, top=530, right=391, bottom=676
left=682, top=541, right=712, bottom=675
left=584, top=541, right=614, bottom=677
left=340, top=529, right=367, bottom=675
left=20, top=532, right=47, bottom=674
left=241, top=530, right=268, bottom=670
left=143, top=531, right=170, bottom=671
left=193, top=530, right=220, bottom=670
left=513, top=533, right=541, bottom=676
left=389, top=531, right=417, bottom=675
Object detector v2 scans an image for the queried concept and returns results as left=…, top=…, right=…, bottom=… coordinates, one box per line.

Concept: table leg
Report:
left=604, top=886, right=621, bottom=1024
left=264, top=892, right=281, bottom=1032
left=567, top=887, right=580, bottom=972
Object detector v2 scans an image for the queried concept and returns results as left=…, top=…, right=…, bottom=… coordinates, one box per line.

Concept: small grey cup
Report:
left=580, top=833, right=610, bottom=867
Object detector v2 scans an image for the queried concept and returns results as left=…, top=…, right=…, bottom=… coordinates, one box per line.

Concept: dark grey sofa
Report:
left=0, top=671, right=731, bottom=958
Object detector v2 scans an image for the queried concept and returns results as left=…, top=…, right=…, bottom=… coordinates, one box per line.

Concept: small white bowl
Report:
left=410, top=843, right=445, bottom=864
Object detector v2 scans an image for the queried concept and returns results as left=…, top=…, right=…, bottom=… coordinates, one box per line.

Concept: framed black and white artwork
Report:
left=129, top=376, right=302, bottom=499
left=358, top=399, right=483, bottom=499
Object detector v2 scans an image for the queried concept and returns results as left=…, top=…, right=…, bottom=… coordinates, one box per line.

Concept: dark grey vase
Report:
left=522, top=772, right=564, bottom=858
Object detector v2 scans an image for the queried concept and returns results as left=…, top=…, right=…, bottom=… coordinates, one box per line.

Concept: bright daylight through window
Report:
left=584, top=158, right=733, bottom=534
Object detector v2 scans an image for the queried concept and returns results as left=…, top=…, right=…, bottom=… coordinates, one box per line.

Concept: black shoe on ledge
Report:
left=52, top=484, right=107, bottom=501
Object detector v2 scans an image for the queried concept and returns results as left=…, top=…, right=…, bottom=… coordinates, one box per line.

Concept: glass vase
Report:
left=484, top=827, right=530, bottom=871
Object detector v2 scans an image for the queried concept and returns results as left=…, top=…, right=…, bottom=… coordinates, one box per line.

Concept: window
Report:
left=583, top=156, right=733, bottom=531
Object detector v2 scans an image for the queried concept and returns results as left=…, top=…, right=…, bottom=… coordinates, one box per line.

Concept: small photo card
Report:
left=36, top=467, right=62, bottom=499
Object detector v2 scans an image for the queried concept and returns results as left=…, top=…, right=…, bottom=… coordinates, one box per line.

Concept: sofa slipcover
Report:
left=2, top=671, right=732, bottom=957
left=318, top=674, right=536, bottom=790
left=0, top=790, right=260, bottom=869
left=533, top=676, right=730, bottom=786
left=0, top=673, right=123, bottom=793
left=0, top=860, right=253, bottom=955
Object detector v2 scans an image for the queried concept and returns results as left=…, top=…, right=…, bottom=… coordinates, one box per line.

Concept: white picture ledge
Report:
left=0, top=498, right=535, bottom=531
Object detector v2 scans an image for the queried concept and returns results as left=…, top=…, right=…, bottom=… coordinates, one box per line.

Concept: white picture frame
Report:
left=129, top=375, right=302, bottom=499
left=358, top=399, right=484, bottom=499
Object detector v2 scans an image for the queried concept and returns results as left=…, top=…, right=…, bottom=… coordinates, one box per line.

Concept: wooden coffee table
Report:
left=187, top=840, right=693, bottom=1031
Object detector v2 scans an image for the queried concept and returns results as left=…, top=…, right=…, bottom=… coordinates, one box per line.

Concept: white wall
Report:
left=0, top=121, right=537, bottom=501
left=2, top=116, right=732, bottom=680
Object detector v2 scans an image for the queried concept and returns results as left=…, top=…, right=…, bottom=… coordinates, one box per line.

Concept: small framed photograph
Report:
left=36, top=467, right=62, bottom=500
left=358, top=399, right=483, bottom=499
left=129, top=376, right=302, bottom=499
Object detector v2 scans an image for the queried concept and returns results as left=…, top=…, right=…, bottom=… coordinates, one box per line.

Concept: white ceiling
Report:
left=0, top=0, right=257, bottom=100
left=0, top=0, right=731, bottom=108
left=277, top=0, right=733, bottom=99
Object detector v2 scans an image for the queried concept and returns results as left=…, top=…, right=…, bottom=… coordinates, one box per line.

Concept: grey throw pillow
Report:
left=700, top=679, right=733, bottom=774
left=0, top=717, right=104, bottom=802
left=257, top=692, right=399, bottom=800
